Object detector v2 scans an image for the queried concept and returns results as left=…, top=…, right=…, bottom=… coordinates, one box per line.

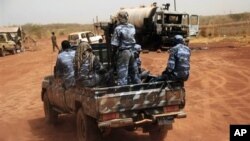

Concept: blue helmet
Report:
left=134, top=44, right=142, bottom=52
left=174, top=35, right=184, bottom=44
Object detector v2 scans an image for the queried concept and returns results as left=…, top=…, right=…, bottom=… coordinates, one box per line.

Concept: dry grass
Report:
left=190, top=35, right=250, bottom=47
left=22, top=23, right=98, bottom=40
left=199, top=12, right=250, bottom=37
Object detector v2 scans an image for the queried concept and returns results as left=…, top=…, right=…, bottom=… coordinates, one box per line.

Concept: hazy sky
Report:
left=1, top=0, right=250, bottom=26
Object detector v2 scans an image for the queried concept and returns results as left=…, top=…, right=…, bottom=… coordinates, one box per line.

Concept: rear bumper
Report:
left=98, top=111, right=186, bottom=128
left=98, top=118, right=133, bottom=128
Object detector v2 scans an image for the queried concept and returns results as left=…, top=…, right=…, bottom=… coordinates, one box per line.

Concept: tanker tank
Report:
left=119, top=5, right=157, bottom=32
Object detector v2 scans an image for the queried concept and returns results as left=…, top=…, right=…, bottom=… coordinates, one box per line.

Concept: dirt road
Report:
left=0, top=38, right=249, bottom=141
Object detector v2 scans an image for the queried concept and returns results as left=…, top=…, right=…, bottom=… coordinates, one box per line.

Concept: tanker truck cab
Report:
left=154, top=10, right=190, bottom=47
left=189, top=15, right=200, bottom=37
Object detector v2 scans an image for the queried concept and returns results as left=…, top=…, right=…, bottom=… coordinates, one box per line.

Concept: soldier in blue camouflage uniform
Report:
left=55, top=40, right=76, bottom=89
left=76, top=42, right=104, bottom=87
left=161, top=35, right=191, bottom=81
left=111, top=11, right=141, bottom=86
left=132, top=44, right=142, bottom=72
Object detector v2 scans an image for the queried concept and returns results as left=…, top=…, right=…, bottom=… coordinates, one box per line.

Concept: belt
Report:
left=118, top=48, right=131, bottom=51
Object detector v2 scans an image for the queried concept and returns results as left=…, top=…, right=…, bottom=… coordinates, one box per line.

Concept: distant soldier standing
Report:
left=51, top=32, right=59, bottom=52
left=111, top=11, right=141, bottom=86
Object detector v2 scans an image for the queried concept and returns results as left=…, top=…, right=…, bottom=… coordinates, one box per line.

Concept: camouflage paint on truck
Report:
left=66, top=81, right=185, bottom=121
left=94, top=82, right=184, bottom=113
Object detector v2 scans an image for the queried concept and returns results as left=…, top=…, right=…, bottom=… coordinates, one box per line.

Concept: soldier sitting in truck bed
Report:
left=55, top=40, right=76, bottom=89
left=160, top=35, right=191, bottom=82
left=74, top=42, right=106, bottom=87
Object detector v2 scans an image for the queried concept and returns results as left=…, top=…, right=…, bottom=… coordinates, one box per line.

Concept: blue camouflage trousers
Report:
left=117, top=49, right=141, bottom=86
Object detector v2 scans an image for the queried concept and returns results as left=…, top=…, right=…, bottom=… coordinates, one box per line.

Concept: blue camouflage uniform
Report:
left=164, top=43, right=191, bottom=81
left=55, top=49, right=76, bottom=89
left=78, top=54, right=102, bottom=87
left=133, top=44, right=142, bottom=73
left=111, top=23, right=141, bottom=85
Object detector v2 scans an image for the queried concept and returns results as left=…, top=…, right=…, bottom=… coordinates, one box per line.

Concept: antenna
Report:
left=96, top=16, right=99, bottom=35
left=174, top=0, right=176, bottom=11
left=93, top=18, right=96, bottom=34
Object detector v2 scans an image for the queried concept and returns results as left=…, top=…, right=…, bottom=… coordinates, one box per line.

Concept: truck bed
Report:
left=80, top=81, right=185, bottom=127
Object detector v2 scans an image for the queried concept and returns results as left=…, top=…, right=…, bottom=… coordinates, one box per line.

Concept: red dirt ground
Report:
left=0, top=38, right=250, bottom=141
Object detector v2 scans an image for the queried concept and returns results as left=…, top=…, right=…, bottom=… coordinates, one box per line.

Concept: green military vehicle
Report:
left=0, top=33, right=17, bottom=57
left=41, top=42, right=187, bottom=141
left=0, top=26, right=26, bottom=57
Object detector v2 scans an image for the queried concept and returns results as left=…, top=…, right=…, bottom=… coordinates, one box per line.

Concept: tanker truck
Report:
left=112, top=3, right=198, bottom=50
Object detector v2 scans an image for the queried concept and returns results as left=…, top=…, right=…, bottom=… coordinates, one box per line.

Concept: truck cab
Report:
left=189, top=15, right=200, bottom=36
left=154, top=11, right=190, bottom=46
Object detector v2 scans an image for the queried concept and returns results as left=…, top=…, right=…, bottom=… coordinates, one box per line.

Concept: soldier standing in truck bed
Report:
left=51, top=32, right=59, bottom=52
left=111, top=11, right=141, bottom=86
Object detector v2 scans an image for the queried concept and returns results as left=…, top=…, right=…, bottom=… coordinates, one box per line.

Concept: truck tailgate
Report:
left=93, top=82, right=183, bottom=114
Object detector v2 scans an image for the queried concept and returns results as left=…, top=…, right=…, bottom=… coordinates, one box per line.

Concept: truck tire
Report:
left=0, top=48, right=5, bottom=57
left=43, top=92, right=58, bottom=124
left=149, top=125, right=168, bottom=141
left=76, top=108, right=101, bottom=141
left=21, top=47, right=25, bottom=52
left=11, top=48, right=16, bottom=55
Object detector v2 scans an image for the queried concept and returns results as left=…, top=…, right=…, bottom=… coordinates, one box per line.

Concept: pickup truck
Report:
left=68, top=31, right=103, bottom=46
left=41, top=43, right=186, bottom=141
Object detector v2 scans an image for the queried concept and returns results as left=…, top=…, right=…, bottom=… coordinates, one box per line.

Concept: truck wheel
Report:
left=43, top=92, right=58, bottom=124
left=0, top=48, right=5, bottom=57
left=76, top=108, right=101, bottom=141
left=149, top=125, right=168, bottom=141
left=21, top=47, right=25, bottom=52
left=11, top=48, right=16, bottom=54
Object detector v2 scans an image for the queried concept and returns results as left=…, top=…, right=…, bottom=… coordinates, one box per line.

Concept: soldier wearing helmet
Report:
left=161, top=35, right=191, bottom=81
left=111, top=11, right=141, bottom=86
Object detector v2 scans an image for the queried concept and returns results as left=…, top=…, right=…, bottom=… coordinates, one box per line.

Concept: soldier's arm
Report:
left=165, top=49, right=176, bottom=72
left=94, top=57, right=106, bottom=74
left=93, top=56, right=101, bottom=70
left=111, top=27, right=120, bottom=47
left=55, top=57, right=63, bottom=78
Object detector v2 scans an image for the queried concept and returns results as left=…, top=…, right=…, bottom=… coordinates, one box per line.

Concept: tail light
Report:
left=165, top=88, right=185, bottom=105
left=164, top=105, right=179, bottom=113
left=100, top=113, right=119, bottom=121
